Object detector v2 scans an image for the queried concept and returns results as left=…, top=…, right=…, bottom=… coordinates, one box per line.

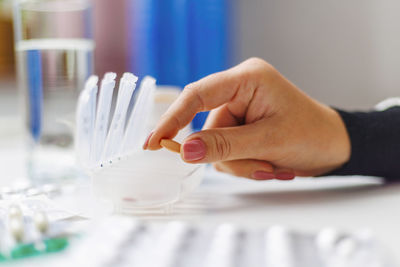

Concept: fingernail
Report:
left=276, top=172, right=295, bottom=180
left=143, top=131, right=153, bottom=150
left=252, top=171, right=275, bottom=180
left=182, top=139, right=206, bottom=161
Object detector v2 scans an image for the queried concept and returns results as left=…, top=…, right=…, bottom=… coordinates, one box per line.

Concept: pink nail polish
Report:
left=276, top=172, right=295, bottom=180
left=143, top=131, right=153, bottom=149
left=182, top=139, right=206, bottom=161
left=252, top=171, right=275, bottom=180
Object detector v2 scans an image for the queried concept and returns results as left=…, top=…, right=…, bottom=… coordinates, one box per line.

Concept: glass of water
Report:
left=13, top=0, right=94, bottom=184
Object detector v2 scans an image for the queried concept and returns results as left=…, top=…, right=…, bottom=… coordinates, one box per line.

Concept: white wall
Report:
left=238, top=0, right=400, bottom=110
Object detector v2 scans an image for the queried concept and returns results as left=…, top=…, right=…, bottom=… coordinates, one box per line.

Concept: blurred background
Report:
left=238, top=0, right=400, bottom=110
left=0, top=0, right=14, bottom=80
left=1, top=0, right=400, bottom=117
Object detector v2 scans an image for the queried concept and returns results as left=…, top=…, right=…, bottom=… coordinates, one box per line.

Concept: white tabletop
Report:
left=0, top=86, right=399, bottom=264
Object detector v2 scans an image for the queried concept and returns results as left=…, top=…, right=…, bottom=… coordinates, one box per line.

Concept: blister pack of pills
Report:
left=63, top=216, right=395, bottom=267
left=0, top=203, right=71, bottom=262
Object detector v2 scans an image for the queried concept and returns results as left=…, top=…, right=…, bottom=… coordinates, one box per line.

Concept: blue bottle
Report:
left=128, top=0, right=235, bottom=130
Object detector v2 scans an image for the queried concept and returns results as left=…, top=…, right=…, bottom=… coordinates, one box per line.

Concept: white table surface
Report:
left=0, top=86, right=399, bottom=264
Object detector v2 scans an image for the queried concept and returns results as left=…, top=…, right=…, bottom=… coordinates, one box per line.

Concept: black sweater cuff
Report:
left=327, top=107, right=400, bottom=181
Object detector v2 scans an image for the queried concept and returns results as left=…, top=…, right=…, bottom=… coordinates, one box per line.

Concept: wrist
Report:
left=311, top=106, right=351, bottom=175
left=330, top=108, right=351, bottom=168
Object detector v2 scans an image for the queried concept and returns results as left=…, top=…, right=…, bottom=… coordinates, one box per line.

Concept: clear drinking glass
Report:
left=13, top=0, right=94, bottom=184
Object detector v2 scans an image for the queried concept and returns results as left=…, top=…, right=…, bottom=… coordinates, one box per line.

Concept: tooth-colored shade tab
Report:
left=160, top=139, right=181, bottom=153
left=92, top=72, right=116, bottom=165
left=122, top=72, right=138, bottom=83
left=102, top=72, right=138, bottom=161
left=120, top=76, right=156, bottom=154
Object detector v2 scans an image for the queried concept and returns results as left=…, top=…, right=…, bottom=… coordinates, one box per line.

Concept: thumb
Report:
left=180, top=123, right=263, bottom=163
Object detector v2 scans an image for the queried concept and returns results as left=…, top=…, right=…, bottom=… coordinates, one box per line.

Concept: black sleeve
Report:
left=326, top=106, right=400, bottom=181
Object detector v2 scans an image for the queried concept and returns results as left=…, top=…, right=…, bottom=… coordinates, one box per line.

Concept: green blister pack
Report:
left=1, top=237, right=69, bottom=262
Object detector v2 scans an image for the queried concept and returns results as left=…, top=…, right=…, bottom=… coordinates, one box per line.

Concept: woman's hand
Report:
left=144, top=58, right=351, bottom=180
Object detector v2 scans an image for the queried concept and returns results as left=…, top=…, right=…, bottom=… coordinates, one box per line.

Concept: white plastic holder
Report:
left=91, top=148, right=204, bottom=214
left=76, top=79, right=205, bottom=214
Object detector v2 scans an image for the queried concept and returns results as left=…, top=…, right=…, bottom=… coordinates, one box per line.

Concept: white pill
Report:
left=9, top=204, right=23, bottom=218
left=9, top=217, right=24, bottom=242
left=34, top=211, right=49, bottom=233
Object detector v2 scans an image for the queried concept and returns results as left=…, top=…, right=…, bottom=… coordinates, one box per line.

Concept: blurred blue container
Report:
left=128, top=0, right=235, bottom=130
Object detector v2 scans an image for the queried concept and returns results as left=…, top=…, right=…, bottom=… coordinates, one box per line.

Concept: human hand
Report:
left=144, top=58, right=350, bottom=180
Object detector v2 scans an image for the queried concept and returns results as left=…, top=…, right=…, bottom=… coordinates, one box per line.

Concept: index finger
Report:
left=145, top=74, right=237, bottom=150
left=145, top=57, right=271, bottom=150
left=145, top=68, right=246, bottom=150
